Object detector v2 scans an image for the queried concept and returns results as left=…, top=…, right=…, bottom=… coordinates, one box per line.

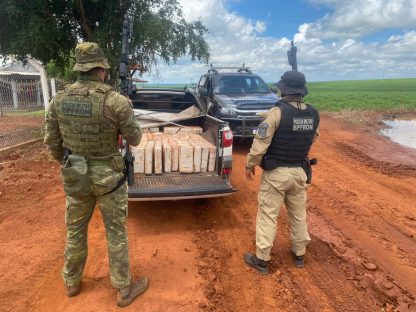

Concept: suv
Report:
left=195, top=66, right=279, bottom=138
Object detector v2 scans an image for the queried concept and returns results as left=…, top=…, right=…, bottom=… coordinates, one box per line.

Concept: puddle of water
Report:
left=380, top=119, right=416, bottom=149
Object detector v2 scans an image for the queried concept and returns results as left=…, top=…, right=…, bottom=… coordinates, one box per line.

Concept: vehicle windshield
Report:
left=213, top=75, right=270, bottom=94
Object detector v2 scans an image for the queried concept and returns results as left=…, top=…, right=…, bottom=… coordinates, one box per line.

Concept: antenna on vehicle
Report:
left=237, top=64, right=251, bottom=73
left=208, top=63, right=218, bottom=74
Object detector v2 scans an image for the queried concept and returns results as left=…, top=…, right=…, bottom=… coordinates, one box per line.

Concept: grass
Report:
left=4, top=109, right=45, bottom=117
left=304, top=78, right=416, bottom=112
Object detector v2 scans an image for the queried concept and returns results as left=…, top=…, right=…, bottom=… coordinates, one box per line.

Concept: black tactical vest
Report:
left=262, top=100, right=319, bottom=169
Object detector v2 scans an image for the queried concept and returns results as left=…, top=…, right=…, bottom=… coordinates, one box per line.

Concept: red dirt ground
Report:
left=0, top=116, right=44, bottom=149
left=0, top=112, right=415, bottom=312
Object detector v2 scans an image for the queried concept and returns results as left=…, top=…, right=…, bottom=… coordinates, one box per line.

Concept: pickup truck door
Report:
left=197, top=75, right=211, bottom=112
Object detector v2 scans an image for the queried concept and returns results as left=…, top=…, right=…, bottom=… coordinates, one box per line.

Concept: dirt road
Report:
left=0, top=113, right=415, bottom=312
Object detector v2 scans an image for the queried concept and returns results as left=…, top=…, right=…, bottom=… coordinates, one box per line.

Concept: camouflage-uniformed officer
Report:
left=44, top=42, right=149, bottom=307
left=244, top=70, right=320, bottom=274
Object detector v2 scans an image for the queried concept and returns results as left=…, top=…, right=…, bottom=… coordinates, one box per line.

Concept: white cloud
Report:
left=142, top=0, right=416, bottom=83
left=305, top=0, right=416, bottom=39
left=337, top=39, right=356, bottom=53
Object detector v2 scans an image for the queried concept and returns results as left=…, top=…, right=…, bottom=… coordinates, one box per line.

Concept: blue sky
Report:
left=141, top=0, right=416, bottom=84
left=227, top=0, right=331, bottom=39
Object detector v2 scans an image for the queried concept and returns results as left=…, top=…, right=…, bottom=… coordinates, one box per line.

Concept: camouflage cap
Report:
left=275, top=70, right=308, bottom=96
left=73, top=42, right=110, bottom=72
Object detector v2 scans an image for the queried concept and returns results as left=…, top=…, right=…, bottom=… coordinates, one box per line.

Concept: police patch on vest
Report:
left=292, top=117, right=314, bottom=131
left=62, top=101, right=92, bottom=117
left=257, top=122, right=268, bottom=138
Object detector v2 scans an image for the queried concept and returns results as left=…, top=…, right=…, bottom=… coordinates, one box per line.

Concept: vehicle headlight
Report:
left=220, top=107, right=238, bottom=116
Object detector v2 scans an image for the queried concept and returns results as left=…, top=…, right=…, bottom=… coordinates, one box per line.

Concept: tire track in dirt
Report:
left=192, top=139, right=378, bottom=311
left=306, top=116, right=416, bottom=310
left=192, top=194, right=306, bottom=312
left=192, top=114, right=416, bottom=311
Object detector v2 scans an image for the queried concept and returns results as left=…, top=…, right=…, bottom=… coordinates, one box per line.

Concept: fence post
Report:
left=0, top=88, right=3, bottom=116
left=27, top=59, right=50, bottom=111
left=36, top=83, right=42, bottom=106
left=51, top=78, right=56, bottom=97
left=11, top=80, right=18, bottom=109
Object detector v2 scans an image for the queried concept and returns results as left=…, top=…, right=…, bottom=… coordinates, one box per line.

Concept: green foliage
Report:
left=0, top=0, right=210, bottom=81
left=46, top=56, right=78, bottom=82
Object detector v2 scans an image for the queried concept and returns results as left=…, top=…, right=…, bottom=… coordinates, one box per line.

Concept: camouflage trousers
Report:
left=61, top=158, right=131, bottom=289
left=255, top=167, right=311, bottom=261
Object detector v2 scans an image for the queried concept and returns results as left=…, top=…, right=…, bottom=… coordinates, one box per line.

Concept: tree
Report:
left=0, top=0, right=210, bottom=81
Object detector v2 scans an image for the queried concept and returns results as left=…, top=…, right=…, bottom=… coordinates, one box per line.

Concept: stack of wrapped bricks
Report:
left=131, top=126, right=217, bottom=175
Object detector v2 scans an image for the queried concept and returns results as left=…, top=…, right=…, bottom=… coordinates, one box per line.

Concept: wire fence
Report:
left=0, top=75, right=65, bottom=150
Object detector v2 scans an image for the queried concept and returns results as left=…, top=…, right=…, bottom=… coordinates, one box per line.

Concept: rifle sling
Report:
left=102, top=176, right=126, bottom=196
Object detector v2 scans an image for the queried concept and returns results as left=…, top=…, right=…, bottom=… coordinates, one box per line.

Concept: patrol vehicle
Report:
left=195, top=66, right=279, bottom=138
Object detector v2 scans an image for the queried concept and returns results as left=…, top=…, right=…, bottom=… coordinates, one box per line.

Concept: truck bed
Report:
left=128, top=89, right=236, bottom=201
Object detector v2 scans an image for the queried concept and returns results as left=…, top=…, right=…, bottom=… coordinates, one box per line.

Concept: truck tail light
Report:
left=222, top=130, right=233, bottom=148
left=222, top=168, right=232, bottom=175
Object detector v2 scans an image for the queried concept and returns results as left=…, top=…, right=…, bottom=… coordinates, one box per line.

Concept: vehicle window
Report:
left=198, top=76, right=207, bottom=89
left=130, top=92, right=197, bottom=112
left=214, top=75, right=270, bottom=94
left=205, top=77, right=211, bottom=92
left=245, top=78, right=252, bottom=89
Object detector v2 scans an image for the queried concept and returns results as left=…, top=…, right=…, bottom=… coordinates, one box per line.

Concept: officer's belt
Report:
left=275, top=162, right=302, bottom=167
left=86, top=155, right=115, bottom=166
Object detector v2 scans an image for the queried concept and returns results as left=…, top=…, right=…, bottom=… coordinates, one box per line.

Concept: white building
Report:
left=0, top=59, right=50, bottom=115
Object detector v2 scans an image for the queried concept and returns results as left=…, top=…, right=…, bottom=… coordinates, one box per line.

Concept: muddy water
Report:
left=380, top=119, right=416, bottom=149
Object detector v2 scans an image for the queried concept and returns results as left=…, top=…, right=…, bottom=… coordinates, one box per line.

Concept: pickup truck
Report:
left=195, top=66, right=279, bottom=138
left=127, top=88, right=236, bottom=201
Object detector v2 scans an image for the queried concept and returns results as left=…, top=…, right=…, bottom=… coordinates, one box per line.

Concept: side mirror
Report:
left=199, top=87, right=209, bottom=96
left=269, top=86, right=279, bottom=94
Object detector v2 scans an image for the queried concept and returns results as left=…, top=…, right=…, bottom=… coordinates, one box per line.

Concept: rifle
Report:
left=119, top=12, right=135, bottom=186
left=120, top=13, right=134, bottom=96
left=287, top=40, right=298, bottom=71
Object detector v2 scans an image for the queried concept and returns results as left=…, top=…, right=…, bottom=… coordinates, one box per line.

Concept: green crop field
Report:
left=304, top=78, right=416, bottom=112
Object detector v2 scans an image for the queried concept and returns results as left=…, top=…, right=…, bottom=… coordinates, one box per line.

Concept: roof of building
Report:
left=0, top=61, right=41, bottom=76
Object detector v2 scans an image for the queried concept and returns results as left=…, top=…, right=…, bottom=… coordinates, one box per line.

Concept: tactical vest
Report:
left=263, top=100, right=319, bottom=167
left=54, top=81, right=119, bottom=156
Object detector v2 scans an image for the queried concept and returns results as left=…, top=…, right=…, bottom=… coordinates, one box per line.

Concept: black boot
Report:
left=292, top=252, right=305, bottom=268
left=244, top=252, right=269, bottom=275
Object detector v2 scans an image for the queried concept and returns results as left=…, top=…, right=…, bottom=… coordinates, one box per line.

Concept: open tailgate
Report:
left=128, top=173, right=236, bottom=201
